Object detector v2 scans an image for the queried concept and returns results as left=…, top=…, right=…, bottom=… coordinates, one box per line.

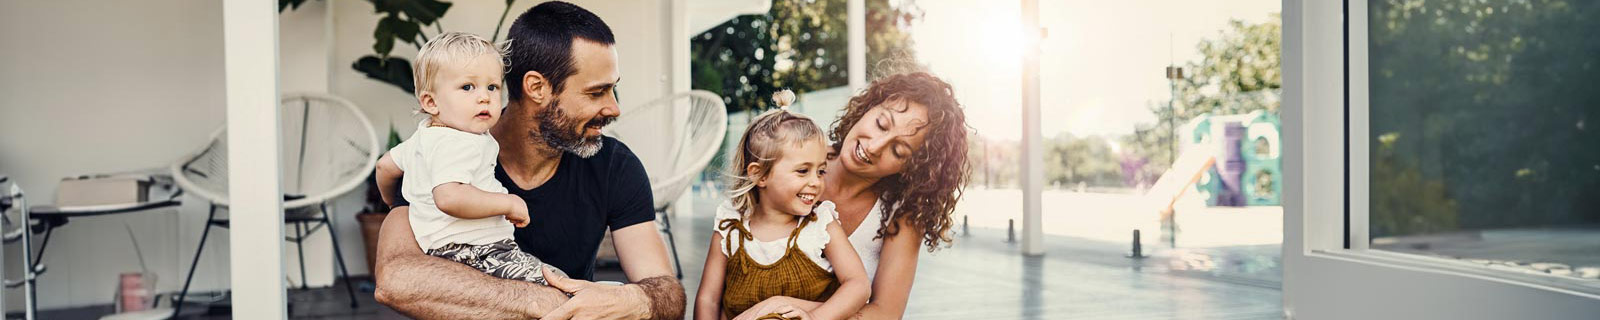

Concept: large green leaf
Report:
left=352, top=55, right=416, bottom=95
left=373, top=16, right=397, bottom=56
left=372, top=14, right=422, bottom=57
left=279, top=0, right=310, bottom=12
left=370, top=0, right=452, bottom=26
left=387, top=127, right=404, bottom=150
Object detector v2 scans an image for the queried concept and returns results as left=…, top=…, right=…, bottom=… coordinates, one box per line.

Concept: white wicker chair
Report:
left=169, top=93, right=378, bottom=316
left=604, top=90, right=728, bottom=278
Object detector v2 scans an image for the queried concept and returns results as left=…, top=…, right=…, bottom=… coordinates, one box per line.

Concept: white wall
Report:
left=0, top=0, right=682, bottom=311
left=1282, top=0, right=1600, bottom=318
left=0, top=0, right=226, bottom=311
left=0, top=0, right=342, bottom=310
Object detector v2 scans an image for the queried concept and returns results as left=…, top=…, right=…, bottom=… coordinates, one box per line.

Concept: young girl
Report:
left=695, top=91, right=871, bottom=320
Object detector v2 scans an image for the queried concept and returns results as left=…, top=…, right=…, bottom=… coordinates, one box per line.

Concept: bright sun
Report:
left=976, top=19, right=1026, bottom=65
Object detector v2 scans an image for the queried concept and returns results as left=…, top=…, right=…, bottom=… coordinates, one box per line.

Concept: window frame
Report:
left=1283, top=0, right=1600, bottom=317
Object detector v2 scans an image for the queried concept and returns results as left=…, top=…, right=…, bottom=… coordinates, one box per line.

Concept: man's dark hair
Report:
left=505, top=1, right=616, bottom=101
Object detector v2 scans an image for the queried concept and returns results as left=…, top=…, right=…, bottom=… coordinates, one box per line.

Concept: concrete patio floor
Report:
left=40, top=190, right=1284, bottom=319
left=664, top=191, right=1284, bottom=319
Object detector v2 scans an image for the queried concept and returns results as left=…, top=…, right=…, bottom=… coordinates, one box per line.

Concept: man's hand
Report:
left=506, top=195, right=530, bottom=227
left=540, top=267, right=652, bottom=319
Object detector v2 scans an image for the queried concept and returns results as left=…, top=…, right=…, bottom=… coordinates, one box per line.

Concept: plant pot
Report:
left=357, top=212, right=389, bottom=273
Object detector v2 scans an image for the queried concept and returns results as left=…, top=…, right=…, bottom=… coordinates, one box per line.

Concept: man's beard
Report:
left=536, top=98, right=616, bottom=158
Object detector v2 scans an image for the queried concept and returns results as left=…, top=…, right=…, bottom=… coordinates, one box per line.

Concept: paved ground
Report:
left=667, top=192, right=1283, bottom=320
left=42, top=192, right=1285, bottom=319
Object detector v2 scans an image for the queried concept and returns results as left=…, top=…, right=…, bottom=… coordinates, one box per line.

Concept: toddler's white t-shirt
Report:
left=389, top=120, right=514, bottom=250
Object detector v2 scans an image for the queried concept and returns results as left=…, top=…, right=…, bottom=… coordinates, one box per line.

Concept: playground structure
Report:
left=1128, top=111, right=1281, bottom=247
left=1181, top=111, right=1283, bottom=207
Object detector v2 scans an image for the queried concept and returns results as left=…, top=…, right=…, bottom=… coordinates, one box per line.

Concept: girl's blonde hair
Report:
left=725, top=90, right=823, bottom=214
left=413, top=32, right=509, bottom=98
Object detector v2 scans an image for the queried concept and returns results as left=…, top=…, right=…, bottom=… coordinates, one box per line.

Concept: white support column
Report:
left=1019, top=0, right=1044, bottom=256
left=669, top=0, right=693, bottom=217
left=224, top=0, right=286, bottom=318
left=847, top=0, right=866, bottom=91
left=670, top=0, right=690, bottom=96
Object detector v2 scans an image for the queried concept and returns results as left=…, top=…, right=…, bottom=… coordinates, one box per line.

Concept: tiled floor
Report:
left=44, top=194, right=1283, bottom=319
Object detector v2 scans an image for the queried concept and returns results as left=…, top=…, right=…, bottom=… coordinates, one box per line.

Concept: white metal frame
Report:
left=630, top=90, right=728, bottom=209
left=1284, top=0, right=1600, bottom=318
left=169, top=93, right=379, bottom=210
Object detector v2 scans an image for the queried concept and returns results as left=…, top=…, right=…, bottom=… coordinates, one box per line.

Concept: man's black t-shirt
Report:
left=396, top=136, right=655, bottom=280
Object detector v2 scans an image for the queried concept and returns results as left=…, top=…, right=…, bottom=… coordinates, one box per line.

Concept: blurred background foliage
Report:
left=1369, top=0, right=1600, bottom=236
left=691, top=0, right=922, bottom=113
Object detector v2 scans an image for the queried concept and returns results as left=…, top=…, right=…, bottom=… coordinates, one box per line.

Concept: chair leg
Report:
left=659, top=210, right=683, bottom=279
left=320, top=205, right=359, bottom=308
left=173, top=204, right=218, bottom=319
left=295, top=221, right=308, bottom=289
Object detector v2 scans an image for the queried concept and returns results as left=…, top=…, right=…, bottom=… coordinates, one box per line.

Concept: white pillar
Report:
left=224, top=0, right=286, bottom=317
left=1019, top=0, right=1045, bottom=256
left=669, top=0, right=693, bottom=217
left=670, top=0, right=690, bottom=96
left=847, top=0, right=866, bottom=91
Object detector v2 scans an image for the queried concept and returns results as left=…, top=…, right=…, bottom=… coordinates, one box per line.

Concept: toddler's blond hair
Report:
left=412, top=32, right=508, bottom=98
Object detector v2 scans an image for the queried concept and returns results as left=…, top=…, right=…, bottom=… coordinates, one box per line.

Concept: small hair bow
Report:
left=772, top=89, right=797, bottom=111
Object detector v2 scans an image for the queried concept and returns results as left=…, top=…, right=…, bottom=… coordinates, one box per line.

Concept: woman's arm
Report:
left=803, top=222, right=873, bottom=319
left=850, top=218, right=922, bottom=319
left=695, top=232, right=730, bottom=320
left=372, top=206, right=569, bottom=319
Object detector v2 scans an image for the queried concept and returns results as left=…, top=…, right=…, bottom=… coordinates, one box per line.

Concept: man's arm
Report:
left=541, top=222, right=685, bottom=320
left=612, top=222, right=687, bottom=319
left=373, top=206, right=569, bottom=319
left=540, top=140, right=683, bottom=319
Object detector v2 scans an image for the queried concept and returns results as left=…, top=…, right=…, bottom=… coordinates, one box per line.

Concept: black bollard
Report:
left=1007, top=219, right=1016, bottom=243
left=1127, top=229, right=1146, bottom=258
left=962, top=215, right=970, bottom=237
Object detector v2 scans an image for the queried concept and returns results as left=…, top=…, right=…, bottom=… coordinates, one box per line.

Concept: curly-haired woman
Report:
left=713, top=72, right=971, bottom=319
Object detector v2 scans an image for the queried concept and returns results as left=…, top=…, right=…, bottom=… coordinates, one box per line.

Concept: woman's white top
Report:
left=389, top=120, right=514, bottom=250
left=715, top=200, right=841, bottom=271
left=845, top=200, right=886, bottom=283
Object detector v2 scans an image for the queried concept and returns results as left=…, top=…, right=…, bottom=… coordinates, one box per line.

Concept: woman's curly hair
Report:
left=827, top=72, right=970, bottom=252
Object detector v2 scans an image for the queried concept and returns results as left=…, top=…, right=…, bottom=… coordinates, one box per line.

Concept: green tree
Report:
left=1371, top=133, right=1460, bottom=237
left=692, top=0, right=923, bottom=112
left=1127, top=16, right=1282, bottom=173
left=967, top=133, right=1020, bottom=189
left=1173, top=15, right=1283, bottom=118
left=1045, top=133, right=1124, bottom=189
left=1369, top=0, right=1600, bottom=232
